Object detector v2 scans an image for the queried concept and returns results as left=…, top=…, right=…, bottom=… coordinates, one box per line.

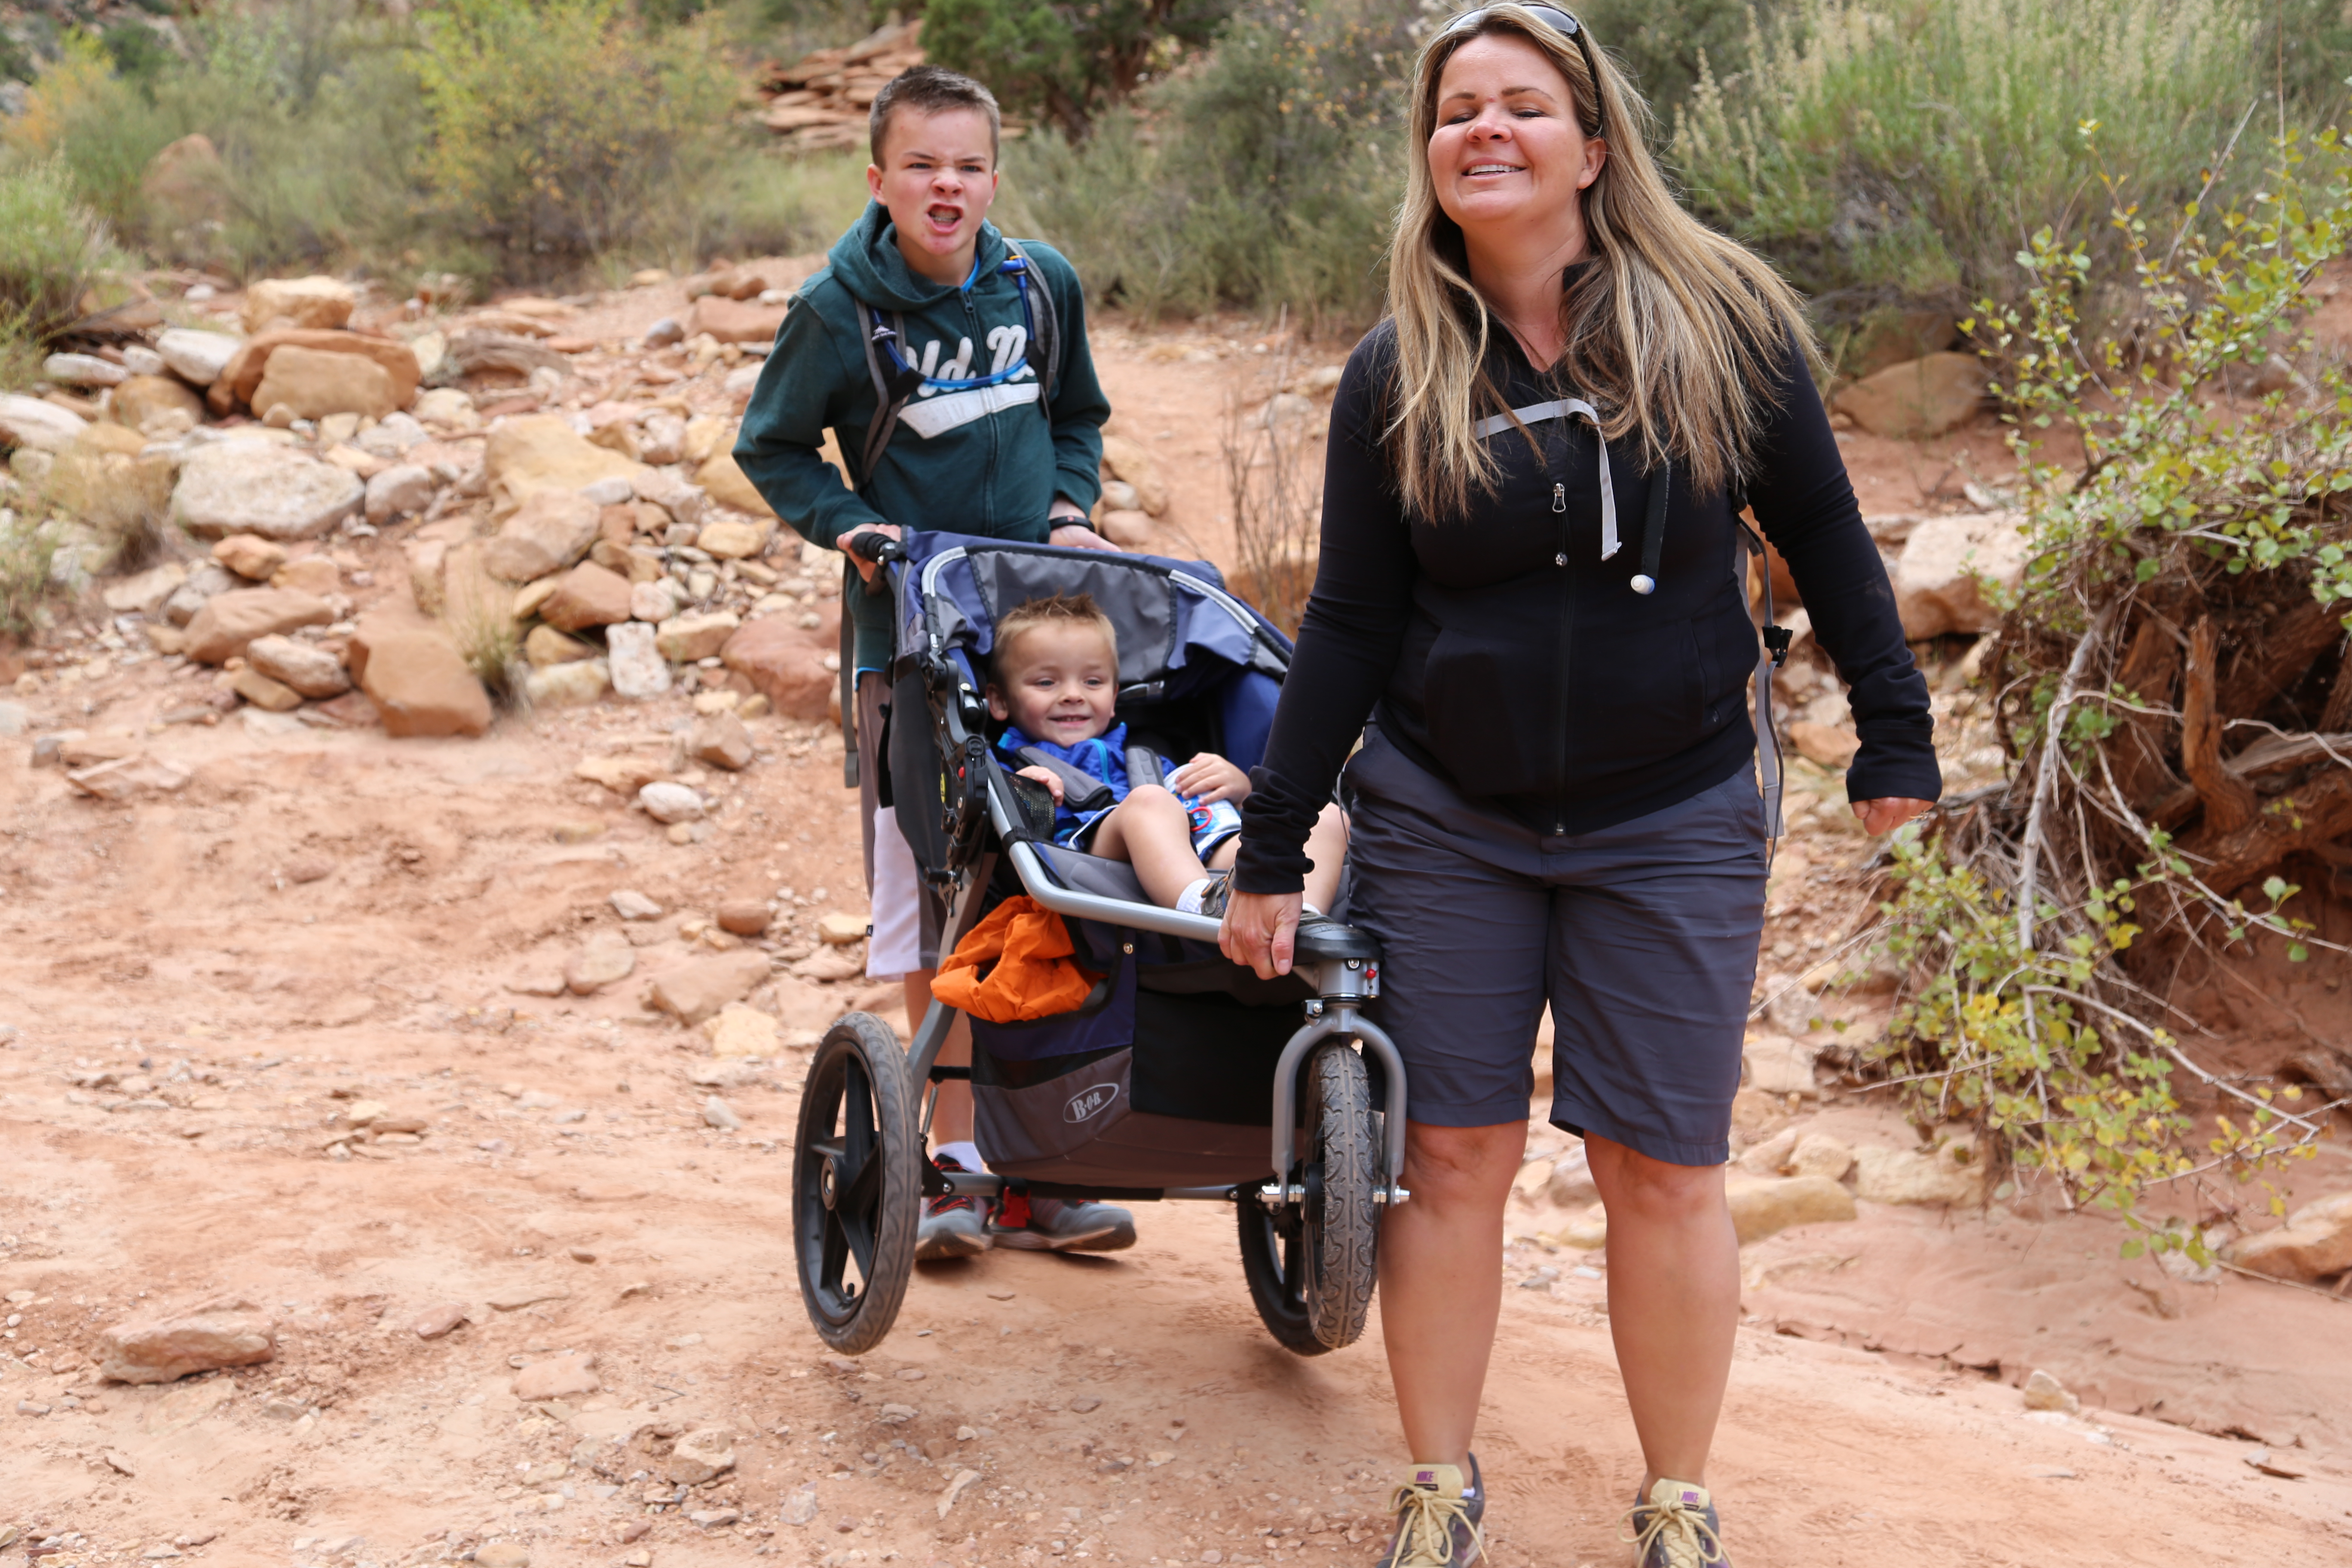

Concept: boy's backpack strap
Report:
left=858, top=309, right=927, bottom=488
left=1005, top=243, right=1061, bottom=404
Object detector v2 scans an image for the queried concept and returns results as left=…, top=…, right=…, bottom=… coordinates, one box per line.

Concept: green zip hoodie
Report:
left=733, top=202, right=1110, bottom=671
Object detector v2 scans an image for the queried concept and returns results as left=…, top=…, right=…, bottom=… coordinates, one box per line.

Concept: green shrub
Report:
left=1675, top=0, right=2290, bottom=346
left=0, top=156, right=122, bottom=346
left=925, top=0, right=1239, bottom=140
left=1862, top=130, right=2352, bottom=1253
left=412, top=0, right=741, bottom=277
left=1006, top=0, right=1409, bottom=324
left=0, top=513, right=63, bottom=639
left=1582, top=0, right=1773, bottom=123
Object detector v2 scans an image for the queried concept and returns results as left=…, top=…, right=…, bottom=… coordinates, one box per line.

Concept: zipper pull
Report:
left=1551, top=481, right=1565, bottom=514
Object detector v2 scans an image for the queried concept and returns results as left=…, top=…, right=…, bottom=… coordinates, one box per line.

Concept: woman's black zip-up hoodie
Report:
left=1233, top=312, right=1942, bottom=894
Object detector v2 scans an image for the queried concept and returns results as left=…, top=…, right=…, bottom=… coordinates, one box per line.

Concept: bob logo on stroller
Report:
left=790, top=529, right=1413, bottom=1359
left=1063, top=1083, right=1120, bottom=1124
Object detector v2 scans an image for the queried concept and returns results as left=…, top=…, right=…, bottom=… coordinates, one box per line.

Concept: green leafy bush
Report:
left=1675, top=0, right=2289, bottom=342
left=1581, top=0, right=1772, bottom=123
left=0, top=155, right=122, bottom=347
left=925, top=0, right=1239, bottom=140
left=411, top=0, right=741, bottom=276
left=1006, top=0, right=1410, bottom=323
left=1863, top=129, right=2352, bottom=1251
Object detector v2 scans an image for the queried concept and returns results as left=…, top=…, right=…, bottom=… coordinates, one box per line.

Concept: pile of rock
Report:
left=756, top=20, right=925, bottom=150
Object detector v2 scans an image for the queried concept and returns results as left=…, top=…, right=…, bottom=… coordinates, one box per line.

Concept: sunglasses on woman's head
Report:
left=1440, top=5, right=1605, bottom=134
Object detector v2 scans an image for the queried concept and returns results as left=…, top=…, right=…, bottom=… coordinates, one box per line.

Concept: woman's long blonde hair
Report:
left=1387, top=4, right=1811, bottom=519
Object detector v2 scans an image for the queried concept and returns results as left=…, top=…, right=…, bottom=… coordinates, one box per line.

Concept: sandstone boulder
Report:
left=0, top=392, right=88, bottom=453
left=1743, top=1035, right=1821, bottom=1098
left=250, top=343, right=398, bottom=422
left=43, top=351, right=125, bottom=387
left=246, top=634, right=350, bottom=698
left=241, top=275, right=355, bottom=334
left=208, top=329, right=423, bottom=419
left=689, top=709, right=755, bottom=771
left=722, top=612, right=836, bottom=720
left=566, top=934, right=637, bottom=995
left=2226, top=1190, right=2352, bottom=1283
left=639, top=781, right=704, bottom=823
left=1725, top=1175, right=1857, bottom=1244
left=232, top=667, right=303, bottom=711
left=1893, top=511, right=2028, bottom=639
left=113, top=374, right=206, bottom=437
left=656, top=611, right=740, bottom=663
left=483, top=490, right=602, bottom=582
left=606, top=621, right=673, bottom=698
left=156, top=327, right=242, bottom=387
left=67, top=755, right=193, bottom=800
left=696, top=517, right=770, bottom=559
left=1787, top=1132, right=1856, bottom=1182
left=484, top=414, right=647, bottom=519
left=1854, top=1142, right=1983, bottom=1207
left=184, top=588, right=334, bottom=664
left=666, top=1426, right=738, bottom=1484
left=1789, top=720, right=1861, bottom=770
left=649, top=952, right=774, bottom=1026
left=359, top=629, right=492, bottom=738
left=539, top=562, right=634, bottom=631
left=524, top=625, right=597, bottom=667
left=525, top=658, right=608, bottom=709
left=273, top=556, right=340, bottom=595
left=695, top=449, right=775, bottom=518
left=716, top=899, right=771, bottom=936
left=1100, top=433, right=1170, bottom=516
left=365, top=463, right=436, bottom=526
left=101, top=561, right=186, bottom=618
left=214, top=533, right=288, bottom=581
left=98, top=1298, right=277, bottom=1384
left=513, top=1352, right=600, bottom=1402
left=631, top=579, right=681, bottom=622
left=688, top=296, right=787, bottom=344
left=172, top=442, right=364, bottom=541
left=705, top=1002, right=780, bottom=1057
left=1832, top=351, right=1989, bottom=438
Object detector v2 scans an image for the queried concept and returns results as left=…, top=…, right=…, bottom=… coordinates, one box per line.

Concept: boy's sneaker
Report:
left=990, top=1191, right=1136, bottom=1252
left=1620, top=1479, right=1727, bottom=1568
left=1374, top=1456, right=1484, bottom=1568
left=915, top=1155, right=992, bottom=1261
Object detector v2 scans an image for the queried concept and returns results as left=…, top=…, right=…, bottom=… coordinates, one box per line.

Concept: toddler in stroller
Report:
left=985, top=591, right=1350, bottom=916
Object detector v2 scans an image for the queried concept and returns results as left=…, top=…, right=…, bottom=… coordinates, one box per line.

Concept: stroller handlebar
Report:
left=844, top=528, right=906, bottom=566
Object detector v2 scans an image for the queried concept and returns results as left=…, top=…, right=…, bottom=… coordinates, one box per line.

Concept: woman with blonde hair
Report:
left=1221, top=8, right=1939, bottom=1566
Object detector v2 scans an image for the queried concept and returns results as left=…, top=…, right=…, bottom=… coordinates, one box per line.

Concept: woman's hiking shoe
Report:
left=1621, top=1479, right=1727, bottom=1568
left=990, top=1191, right=1137, bottom=1252
left=1375, top=1455, right=1484, bottom=1568
left=915, top=1155, right=992, bottom=1261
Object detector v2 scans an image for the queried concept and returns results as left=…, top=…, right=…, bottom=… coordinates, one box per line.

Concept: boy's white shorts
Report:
left=867, top=803, right=925, bottom=982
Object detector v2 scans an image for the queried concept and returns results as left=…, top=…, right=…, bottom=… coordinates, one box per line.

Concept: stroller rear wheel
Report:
left=792, top=1012, right=921, bottom=1353
left=1238, top=1040, right=1380, bottom=1354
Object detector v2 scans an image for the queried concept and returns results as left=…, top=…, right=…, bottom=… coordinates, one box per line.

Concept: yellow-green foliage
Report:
left=411, top=0, right=738, bottom=273
left=0, top=156, right=121, bottom=354
left=1868, top=133, right=2352, bottom=1256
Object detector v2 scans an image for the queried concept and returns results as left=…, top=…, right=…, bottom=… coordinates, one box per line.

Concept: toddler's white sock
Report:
left=1175, top=877, right=1214, bottom=914
left=936, top=1139, right=984, bottom=1173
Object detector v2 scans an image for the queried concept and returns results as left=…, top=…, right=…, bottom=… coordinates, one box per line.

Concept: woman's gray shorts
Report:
left=1344, top=727, right=1768, bottom=1167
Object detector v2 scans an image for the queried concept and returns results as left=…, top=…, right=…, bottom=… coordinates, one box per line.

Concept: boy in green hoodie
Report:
left=735, top=63, right=1130, bottom=1260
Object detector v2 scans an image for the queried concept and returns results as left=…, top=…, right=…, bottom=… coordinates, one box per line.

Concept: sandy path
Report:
left=3, top=311, right=2350, bottom=1567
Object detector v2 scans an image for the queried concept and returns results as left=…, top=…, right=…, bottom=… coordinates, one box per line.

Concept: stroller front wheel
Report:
left=1238, top=1039, right=1379, bottom=1354
left=792, top=1012, right=921, bottom=1353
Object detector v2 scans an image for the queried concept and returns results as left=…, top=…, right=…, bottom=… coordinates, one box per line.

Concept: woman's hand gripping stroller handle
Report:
left=844, top=528, right=907, bottom=566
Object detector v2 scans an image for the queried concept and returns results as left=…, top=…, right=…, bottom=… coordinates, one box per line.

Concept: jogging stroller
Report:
left=790, top=530, right=1409, bottom=1357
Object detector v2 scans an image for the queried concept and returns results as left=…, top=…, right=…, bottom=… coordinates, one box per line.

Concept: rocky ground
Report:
left=3, top=273, right=2352, bottom=1566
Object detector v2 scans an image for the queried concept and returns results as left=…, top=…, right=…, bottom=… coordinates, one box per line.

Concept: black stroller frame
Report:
left=790, top=532, right=1412, bottom=1358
